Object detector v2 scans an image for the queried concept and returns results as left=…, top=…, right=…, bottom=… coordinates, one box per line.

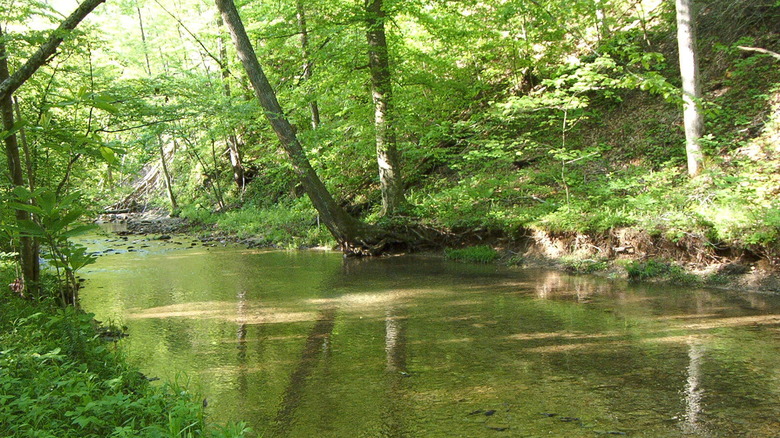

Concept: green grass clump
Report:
left=562, top=257, right=609, bottom=274
left=445, top=245, right=499, bottom=264
left=625, top=259, right=701, bottom=285
left=0, top=280, right=251, bottom=438
left=625, top=259, right=672, bottom=280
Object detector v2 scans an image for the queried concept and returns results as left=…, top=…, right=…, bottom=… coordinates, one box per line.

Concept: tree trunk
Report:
left=296, top=0, right=321, bottom=129
left=0, top=0, right=106, bottom=102
left=157, top=134, right=178, bottom=215
left=594, top=0, right=610, bottom=42
left=675, top=0, right=704, bottom=177
left=366, top=0, right=406, bottom=216
left=215, top=0, right=376, bottom=252
left=137, top=5, right=153, bottom=76
left=217, top=14, right=246, bottom=189
left=0, top=25, right=40, bottom=297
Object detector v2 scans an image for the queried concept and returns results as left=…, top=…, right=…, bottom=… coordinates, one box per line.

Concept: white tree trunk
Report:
left=676, top=0, right=704, bottom=177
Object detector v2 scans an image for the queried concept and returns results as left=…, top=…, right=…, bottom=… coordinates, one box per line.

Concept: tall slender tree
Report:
left=675, top=0, right=704, bottom=177
left=0, top=25, right=39, bottom=297
left=156, top=134, right=178, bottom=215
left=217, top=14, right=246, bottom=189
left=296, top=0, right=321, bottom=130
left=365, top=0, right=406, bottom=216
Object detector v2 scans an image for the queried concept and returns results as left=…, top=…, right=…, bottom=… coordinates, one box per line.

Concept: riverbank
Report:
left=96, top=211, right=780, bottom=293
left=0, top=268, right=250, bottom=437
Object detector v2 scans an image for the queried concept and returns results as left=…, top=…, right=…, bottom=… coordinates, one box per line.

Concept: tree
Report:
left=365, top=0, right=406, bottom=216
left=217, top=14, right=247, bottom=190
left=0, top=0, right=106, bottom=297
left=156, top=133, right=178, bottom=215
left=214, top=0, right=379, bottom=253
left=675, top=0, right=704, bottom=177
left=0, top=25, right=39, bottom=297
left=295, top=0, right=321, bottom=130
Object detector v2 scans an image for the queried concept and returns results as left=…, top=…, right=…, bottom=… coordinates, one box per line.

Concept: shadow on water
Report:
left=269, top=307, right=336, bottom=436
left=77, top=243, right=780, bottom=437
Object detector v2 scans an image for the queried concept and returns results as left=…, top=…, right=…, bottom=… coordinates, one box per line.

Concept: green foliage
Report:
left=625, top=259, right=700, bottom=285
left=4, top=0, right=780, bottom=268
left=444, top=245, right=499, bottom=264
left=561, top=257, right=609, bottom=274
left=625, top=259, right=672, bottom=281
left=182, top=198, right=335, bottom=249
left=0, top=290, right=250, bottom=438
left=11, top=187, right=97, bottom=303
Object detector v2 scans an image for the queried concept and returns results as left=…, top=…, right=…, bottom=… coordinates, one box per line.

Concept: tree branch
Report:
left=737, top=46, right=780, bottom=62
left=95, top=117, right=183, bottom=133
left=0, top=0, right=106, bottom=102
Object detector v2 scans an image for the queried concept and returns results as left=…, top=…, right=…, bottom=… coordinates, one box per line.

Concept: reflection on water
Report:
left=683, top=338, right=706, bottom=436
left=79, top=238, right=780, bottom=437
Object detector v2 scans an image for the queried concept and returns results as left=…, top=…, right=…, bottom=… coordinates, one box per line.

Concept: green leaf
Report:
left=66, top=246, right=97, bottom=270
left=12, top=186, right=33, bottom=200
left=62, top=224, right=99, bottom=239
left=0, top=120, right=24, bottom=141
left=51, top=210, right=83, bottom=233
left=92, top=97, right=120, bottom=114
left=8, top=202, right=45, bottom=216
left=17, top=220, right=46, bottom=237
left=37, top=191, right=57, bottom=215
left=100, top=146, right=117, bottom=164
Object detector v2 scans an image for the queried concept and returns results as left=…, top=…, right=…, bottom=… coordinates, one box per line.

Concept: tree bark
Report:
left=296, top=0, right=321, bottom=129
left=365, top=0, right=406, bottom=216
left=157, top=134, right=178, bottom=215
left=215, top=0, right=375, bottom=252
left=594, top=0, right=610, bottom=42
left=216, top=14, right=246, bottom=189
left=0, top=0, right=106, bottom=103
left=137, top=5, right=153, bottom=76
left=0, top=25, right=40, bottom=297
left=675, top=0, right=704, bottom=177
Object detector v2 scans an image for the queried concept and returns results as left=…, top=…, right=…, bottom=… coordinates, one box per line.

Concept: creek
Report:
left=79, top=233, right=780, bottom=437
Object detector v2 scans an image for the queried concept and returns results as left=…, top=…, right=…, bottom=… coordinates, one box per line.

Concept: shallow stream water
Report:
left=79, top=234, right=780, bottom=437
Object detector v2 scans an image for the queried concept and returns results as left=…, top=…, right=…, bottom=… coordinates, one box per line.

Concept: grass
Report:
left=181, top=198, right=335, bottom=249
left=444, top=245, right=500, bottom=264
left=625, top=259, right=701, bottom=285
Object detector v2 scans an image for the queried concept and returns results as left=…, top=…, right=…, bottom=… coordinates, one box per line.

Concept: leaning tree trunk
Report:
left=157, top=134, right=178, bottom=215
left=366, top=0, right=406, bottom=216
left=217, top=14, right=246, bottom=189
left=0, top=25, right=40, bottom=297
left=215, top=0, right=376, bottom=252
left=675, top=0, right=704, bottom=177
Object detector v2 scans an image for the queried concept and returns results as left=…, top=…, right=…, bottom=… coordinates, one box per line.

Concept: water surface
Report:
left=80, top=235, right=780, bottom=437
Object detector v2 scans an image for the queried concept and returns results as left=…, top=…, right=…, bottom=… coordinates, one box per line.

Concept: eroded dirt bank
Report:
left=95, top=212, right=780, bottom=293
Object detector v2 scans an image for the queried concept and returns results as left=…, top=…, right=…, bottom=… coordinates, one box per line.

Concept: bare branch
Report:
left=737, top=46, right=780, bottom=62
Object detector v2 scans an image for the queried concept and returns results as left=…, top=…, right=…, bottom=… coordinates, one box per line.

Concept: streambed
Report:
left=79, top=234, right=780, bottom=437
